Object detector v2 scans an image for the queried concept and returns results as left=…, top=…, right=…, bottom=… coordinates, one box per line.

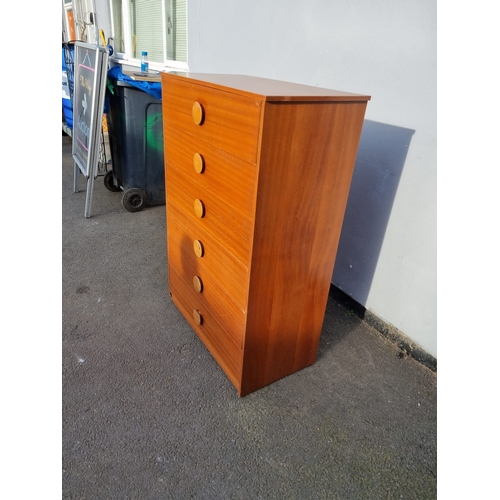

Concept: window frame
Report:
left=108, top=0, right=188, bottom=71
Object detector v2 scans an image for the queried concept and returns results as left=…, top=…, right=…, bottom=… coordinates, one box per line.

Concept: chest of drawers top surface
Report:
left=162, top=72, right=371, bottom=102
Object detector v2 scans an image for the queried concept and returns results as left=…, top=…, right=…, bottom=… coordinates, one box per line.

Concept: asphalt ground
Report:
left=61, top=133, right=437, bottom=499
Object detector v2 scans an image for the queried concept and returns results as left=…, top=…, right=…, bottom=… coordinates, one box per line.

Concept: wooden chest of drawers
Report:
left=161, top=72, right=370, bottom=396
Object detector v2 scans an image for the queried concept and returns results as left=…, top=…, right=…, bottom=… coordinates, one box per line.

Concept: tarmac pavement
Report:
left=62, top=133, right=437, bottom=499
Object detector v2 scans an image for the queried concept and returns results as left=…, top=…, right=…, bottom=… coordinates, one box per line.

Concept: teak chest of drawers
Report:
left=161, top=72, right=370, bottom=396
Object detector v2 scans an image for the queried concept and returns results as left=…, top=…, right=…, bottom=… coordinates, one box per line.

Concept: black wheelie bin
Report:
left=105, top=66, right=165, bottom=212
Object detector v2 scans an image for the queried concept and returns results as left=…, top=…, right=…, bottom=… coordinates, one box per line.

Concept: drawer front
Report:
left=166, top=165, right=253, bottom=266
left=162, top=76, right=262, bottom=164
left=167, top=201, right=249, bottom=311
left=164, top=126, right=257, bottom=220
left=168, top=241, right=246, bottom=350
left=169, top=265, right=243, bottom=392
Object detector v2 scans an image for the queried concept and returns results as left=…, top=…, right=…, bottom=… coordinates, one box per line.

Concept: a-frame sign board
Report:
left=72, top=41, right=109, bottom=218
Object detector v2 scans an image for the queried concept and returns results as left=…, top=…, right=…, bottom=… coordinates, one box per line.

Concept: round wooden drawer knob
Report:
left=192, top=102, right=204, bottom=125
left=193, top=309, right=203, bottom=325
left=193, top=275, right=203, bottom=293
left=194, top=199, right=205, bottom=218
left=193, top=153, right=205, bottom=174
left=193, top=239, right=204, bottom=257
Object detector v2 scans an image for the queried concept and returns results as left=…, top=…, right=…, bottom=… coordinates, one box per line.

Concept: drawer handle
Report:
left=193, top=239, right=204, bottom=257
left=193, top=275, right=203, bottom=293
left=194, top=199, right=205, bottom=218
left=193, top=309, right=203, bottom=325
left=193, top=153, right=205, bottom=174
left=192, top=102, right=204, bottom=125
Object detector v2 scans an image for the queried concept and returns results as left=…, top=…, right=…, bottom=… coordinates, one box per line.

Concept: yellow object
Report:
left=99, top=29, right=106, bottom=46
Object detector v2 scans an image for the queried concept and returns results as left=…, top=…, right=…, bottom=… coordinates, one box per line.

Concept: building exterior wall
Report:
left=94, top=0, right=437, bottom=357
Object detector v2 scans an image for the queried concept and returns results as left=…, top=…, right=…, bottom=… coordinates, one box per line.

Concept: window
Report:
left=110, top=0, right=187, bottom=69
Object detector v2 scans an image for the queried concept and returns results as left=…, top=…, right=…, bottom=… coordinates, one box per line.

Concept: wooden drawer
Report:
left=166, top=201, right=249, bottom=311
left=168, top=244, right=245, bottom=350
left=169, top=267, right=243, bottom=392
left=164, top=126, right=257, bottom=220
left=166, top=165, right=253, bottom=266
left=162, top=76, right=262, bottom=164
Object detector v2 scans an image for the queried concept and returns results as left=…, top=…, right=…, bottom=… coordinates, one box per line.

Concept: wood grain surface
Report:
left=161, top=72, right=370, bottom=396
left=162, top=76, right=262, bottom=164
left=240, top=100, right=368, bottom=395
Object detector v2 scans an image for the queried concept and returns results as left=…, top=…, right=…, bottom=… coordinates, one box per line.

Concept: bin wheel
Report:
left=122, top=188, right=148, bottom=212
left=104, top=171, right=121, bottom=192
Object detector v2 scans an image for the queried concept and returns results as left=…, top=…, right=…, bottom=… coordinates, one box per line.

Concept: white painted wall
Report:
left=187, top=0, right=437, bottom=357
left=94, top=0, right=437, bottom=357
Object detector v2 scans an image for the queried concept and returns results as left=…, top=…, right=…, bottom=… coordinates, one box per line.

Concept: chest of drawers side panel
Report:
left=240, top=100, right=368, bottom=396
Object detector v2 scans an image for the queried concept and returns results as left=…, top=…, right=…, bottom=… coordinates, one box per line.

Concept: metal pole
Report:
left=84, top=169, right=95, bottom=218
left=74, top=161, right=79, bottom=193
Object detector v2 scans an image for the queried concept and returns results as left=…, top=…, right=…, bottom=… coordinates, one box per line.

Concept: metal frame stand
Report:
left=63, top=41, right=108, bottom=219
